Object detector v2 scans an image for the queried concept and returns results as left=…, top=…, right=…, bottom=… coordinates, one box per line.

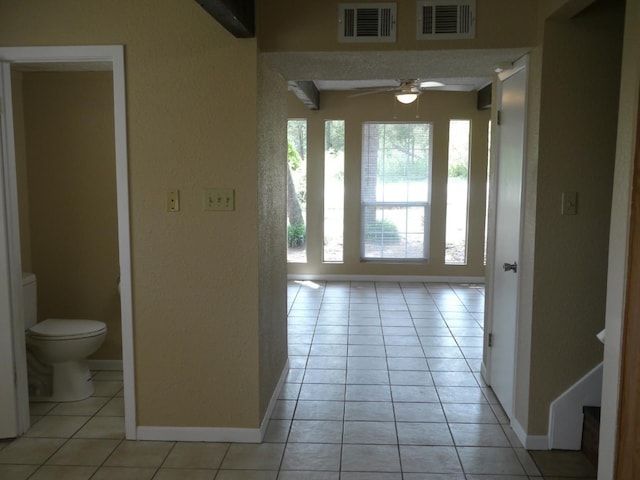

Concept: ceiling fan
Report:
left=349, top=79, right=446, bottom=104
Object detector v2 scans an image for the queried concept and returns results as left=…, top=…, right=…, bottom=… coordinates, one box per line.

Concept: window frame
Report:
left=323, top=119, right=346, bottom=264
left=445, top=118, right=472, bottom=266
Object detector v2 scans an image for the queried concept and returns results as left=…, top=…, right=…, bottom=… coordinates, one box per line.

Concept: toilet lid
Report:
left=28, top=319, right=106, bottom=339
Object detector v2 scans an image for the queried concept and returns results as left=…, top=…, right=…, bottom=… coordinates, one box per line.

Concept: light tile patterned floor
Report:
left=0, top=281, right=597, bottom=479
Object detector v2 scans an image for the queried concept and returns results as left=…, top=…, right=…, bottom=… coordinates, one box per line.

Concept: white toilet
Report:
left=22, top=273, right=107, bottom=402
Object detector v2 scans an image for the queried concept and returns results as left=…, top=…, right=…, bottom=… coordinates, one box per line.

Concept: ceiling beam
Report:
left=194, top=0, right=255, bottom=38
left=548, top=0, right=597, bottom=20
left=477, top=83, right=492, bottom=110
left=288, top=81, right=320, bottom=110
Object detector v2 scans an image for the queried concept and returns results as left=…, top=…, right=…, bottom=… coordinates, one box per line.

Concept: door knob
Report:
left=503, top=262, right=517, bottom=273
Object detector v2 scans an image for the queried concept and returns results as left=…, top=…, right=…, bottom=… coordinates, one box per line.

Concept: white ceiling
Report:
left=264, top=48, right=530, bottom=93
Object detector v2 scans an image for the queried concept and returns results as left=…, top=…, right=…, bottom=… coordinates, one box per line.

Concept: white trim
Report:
left=497, top=60, right=527, bottom=82
left=259, top=359, right=289, bottom=440
left=480, top=360, right=490, bottom=384
left=288, top=274, right=485, bottom=284
left=548, top=362, right=603, bottom=450
left=109, top=46, right=137, bottom=442
left=138, top=360, right=289, bottom=443
left=0, top=45, right=121, bottom=65
left=0, top=45, right=135, bottom=440
left=89, top=360, right=123, bottom=371
left=512, top=417, right=549, bottom=450
left=137, top=425, right=263, bottom=443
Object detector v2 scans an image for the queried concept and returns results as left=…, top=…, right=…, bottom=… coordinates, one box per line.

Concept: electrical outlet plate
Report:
left=167, top=190, right=180, bottom=212
left=204, top=188, right=235, bottom=211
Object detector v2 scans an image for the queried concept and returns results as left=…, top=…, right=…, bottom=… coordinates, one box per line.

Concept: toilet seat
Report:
left=28, top=319, right=106, bottom=341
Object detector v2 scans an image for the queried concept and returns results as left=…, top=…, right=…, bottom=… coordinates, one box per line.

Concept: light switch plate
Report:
left=204, top=188, right=235, bottom=211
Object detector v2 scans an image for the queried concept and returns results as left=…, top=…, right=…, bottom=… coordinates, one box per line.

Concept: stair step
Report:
left=582, top=406, right=601, bottom=468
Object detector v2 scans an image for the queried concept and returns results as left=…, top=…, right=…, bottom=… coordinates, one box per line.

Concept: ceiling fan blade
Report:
left=349, top=87, right=398, bottom=98
left=419, top=84, right=475, bottom=92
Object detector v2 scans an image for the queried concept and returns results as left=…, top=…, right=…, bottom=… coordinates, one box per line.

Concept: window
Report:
left=324, top=120, right=345, bottom=263
left=445, top=120, right=471, bottom=265
left=287, top=119, right=307, bottom=263
left=361, top=122, right=432, bottom=260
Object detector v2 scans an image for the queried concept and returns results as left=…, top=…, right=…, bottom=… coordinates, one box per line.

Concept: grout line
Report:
left=10, top=282, right=595, bottom=477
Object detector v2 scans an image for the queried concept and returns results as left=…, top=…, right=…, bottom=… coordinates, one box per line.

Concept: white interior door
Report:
left=0, top=61, right=25, bottom=439
left=488, top=64, right=527, bottom=418
left=0, top=157, right=19, bottom=439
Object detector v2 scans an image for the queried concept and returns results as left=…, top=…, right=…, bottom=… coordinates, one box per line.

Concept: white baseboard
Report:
left=89, top=359, right=123, bottom=371
left=259, top=358, right=289, bottom=440
left=548, top=362, right=603, bottom=450
left=136, top=360, right=289, bottom=443
left=512, top=417, right=549, bottom=450
left=480, top=361, right=490, bottom=384
left=137, top=425, right=262, bottom=443
left=288, top=274, right=485, bottom=284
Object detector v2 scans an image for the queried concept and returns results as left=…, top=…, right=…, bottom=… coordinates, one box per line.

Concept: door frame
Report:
left=483, top=55, right=528, bottom=417
left=614, top=81, right=640, bottom=479
left=0, top=61, right=25, bottom=437
left=0, top=45, right=136, bottom=439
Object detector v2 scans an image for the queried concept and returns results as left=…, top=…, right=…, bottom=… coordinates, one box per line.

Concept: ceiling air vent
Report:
left=339, top=3, right=397, bottom=43
left=417, top=0, right=476, bottom=40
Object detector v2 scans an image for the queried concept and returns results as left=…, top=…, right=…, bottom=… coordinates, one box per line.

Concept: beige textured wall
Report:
left=527, top=0, right=624, bottom=435
left=258, top=0, right=539, bottom=52
left=0, top=0, right=278, bottom=429
left=286, top=89, right=490, bottom=277
left=0, top=0, right=617, bottom=435
left=257, top=56, right=289, bottom=417
left=19, top=71, right=121, bottom=360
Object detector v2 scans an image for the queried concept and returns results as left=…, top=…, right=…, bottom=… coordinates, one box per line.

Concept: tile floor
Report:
left=0, top=281, right=597, bottom=479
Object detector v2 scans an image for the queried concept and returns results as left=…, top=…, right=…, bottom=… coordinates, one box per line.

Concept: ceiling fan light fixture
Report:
left=395, top=92, right=419, bottom=104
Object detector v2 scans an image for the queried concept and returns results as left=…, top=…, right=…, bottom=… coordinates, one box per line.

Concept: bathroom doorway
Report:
left=15, top=68, right=121, bottom=363
left=0, top=46, right=135, bottom=439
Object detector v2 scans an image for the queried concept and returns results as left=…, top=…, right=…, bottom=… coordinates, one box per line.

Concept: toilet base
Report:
left=28, top=353, right=94, bottom=402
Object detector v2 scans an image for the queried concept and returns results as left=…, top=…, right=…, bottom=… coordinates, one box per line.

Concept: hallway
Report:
left=275, top=280, right=596, bottom=478
left=0, top=281, right=597, bottom=478
left=278, top=280, right=529, bottom=477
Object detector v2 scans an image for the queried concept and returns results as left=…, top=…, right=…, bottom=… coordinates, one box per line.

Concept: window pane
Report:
left=324, top=120, right=345, bottom=263
left=361, top=123, right=432, bottom=261
left=363, top=205, right=429, bottom=259
left=445, top=120, right=471, bottom=265
left=287, top=119, right=307, bottom=263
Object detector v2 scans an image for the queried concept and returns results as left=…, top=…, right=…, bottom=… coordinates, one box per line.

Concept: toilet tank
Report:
left=22, top=272, right=37, bottom=329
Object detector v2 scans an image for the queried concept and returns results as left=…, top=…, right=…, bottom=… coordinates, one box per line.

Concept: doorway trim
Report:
left=0, top=45, right=136, bottom=439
